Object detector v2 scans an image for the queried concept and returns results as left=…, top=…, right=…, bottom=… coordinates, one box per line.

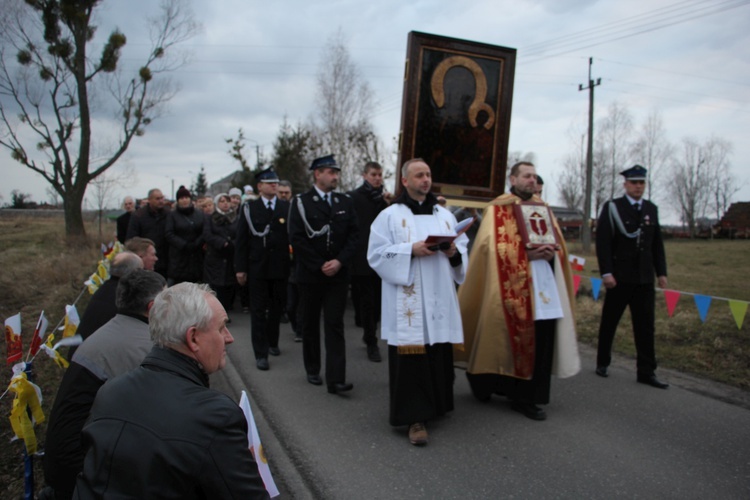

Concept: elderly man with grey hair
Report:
left=44, top=269, right=166, bottom=500
left=74, top=283, right=269, bottom=499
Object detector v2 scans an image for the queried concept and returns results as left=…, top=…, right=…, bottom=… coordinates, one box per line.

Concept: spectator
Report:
left=204, top=193, right=239, bottom=312
left=165, top=186, right=205, bottom=285
left=277, top=180, right=293, bottom=201
left=116, top=196, right=135, bottom=243
left=126, top=188, right=169, bottom=278
left=124, top=237, right=158, bottom=272
left=229, top=187, right=243, bottom=212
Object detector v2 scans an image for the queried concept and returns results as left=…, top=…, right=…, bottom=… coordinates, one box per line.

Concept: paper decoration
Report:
left=569, top=255, right=585, bottom=271
left=590, top=277, right=602, bottom=301
left=5, top=313, right=23, bottom=365
left=728, top=300, right=748, bottom=330
left=693, top=295, right=712, bottom=323
left=239, top=391, right=279, bottom=498
left=572, top=274, right=581, bottom=296
left=664, top=290, right=681, bottom=318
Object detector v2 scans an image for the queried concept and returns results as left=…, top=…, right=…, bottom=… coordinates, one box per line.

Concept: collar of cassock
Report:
left=394, top=190, right=439, bottom=215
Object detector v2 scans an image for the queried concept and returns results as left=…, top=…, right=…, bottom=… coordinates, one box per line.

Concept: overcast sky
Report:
left=2, top=0, right=748, bottom=224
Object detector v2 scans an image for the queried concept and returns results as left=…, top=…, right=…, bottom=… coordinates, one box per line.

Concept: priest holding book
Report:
left=367, top=158, right=469, bottom=446
left=456, top=161, right=580, bottom=421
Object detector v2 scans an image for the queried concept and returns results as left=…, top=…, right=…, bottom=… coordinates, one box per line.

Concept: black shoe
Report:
left=268, top=347, right=281, bottom=356
left=511, top=400, right=547, bottom=421
left=327, top=382, right=353, bottom=394
left=595, top=366, right=609, bottom=377
left=294, top=334, right=303, bottom=343
left=307, top=374, right=323, bottom=386
left=367, top=345, right=382, bottom=362
left=256, top=358, right=269, bottom=371
left=637, top=374, right=669, bottom=389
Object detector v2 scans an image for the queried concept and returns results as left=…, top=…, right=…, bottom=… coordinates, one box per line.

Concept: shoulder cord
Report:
left=608, top=200, right=640, bottom=240
left=243, top=203, right=270, bottom=247
left=295, top=197, right=331, bottom=249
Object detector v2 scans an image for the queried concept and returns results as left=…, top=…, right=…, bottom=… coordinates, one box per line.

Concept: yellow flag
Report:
left=97, top=260, right=110, bottom=282
left=40, top=334, right=70, bottom=369
left=8, top=372, right=45, bottom=454
left=62, top=305, right=80, bottom=338
left=728, top=300, right=748, bottom=330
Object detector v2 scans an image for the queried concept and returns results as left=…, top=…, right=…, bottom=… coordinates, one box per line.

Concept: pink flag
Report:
left=29, top=311, right=49, bottom=358
left=664, top=290, right=680, bottom=317
left=572, top=274, right=581, bottom=296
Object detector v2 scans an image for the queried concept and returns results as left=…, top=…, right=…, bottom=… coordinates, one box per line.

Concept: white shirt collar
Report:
left=625, top=194, right=642, bottom=206
left=314, top=186, right=331, bottom=201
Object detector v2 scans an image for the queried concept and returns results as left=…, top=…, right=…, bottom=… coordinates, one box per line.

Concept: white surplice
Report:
left=367, top=203, right=468, bottom=348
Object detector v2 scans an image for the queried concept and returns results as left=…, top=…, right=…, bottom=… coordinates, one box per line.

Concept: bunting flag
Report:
left=7, top=367, right=45, bottom=454
left=239, top=390, right=279, bottom=498
left=693, top=295, right=712, bottom=323
left=61, top=305, right=80, bottom=338
left=728, top=300, right=748, bottom=330
left=590, top=277, right=602, bottom=301
left=28, top=312, right=49, bottom=358
left=572, top=274, right=581, bottom=296
left=568, top=254, right=585, bottom=271
left=5, top=313, right=23, bottom=365
left=96, top=260, right=110, bottom=282
left=40, top=334, right=70, bottom=369
left=664, top=290, right=681, bottom=318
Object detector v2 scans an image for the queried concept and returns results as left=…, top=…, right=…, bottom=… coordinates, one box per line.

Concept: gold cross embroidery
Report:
left=539, top=291, right=551, bottom=304
left=405, top=308, right=415, bottom=326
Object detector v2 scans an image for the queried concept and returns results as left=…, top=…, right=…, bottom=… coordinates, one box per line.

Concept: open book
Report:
left=424, top=217, right=475, bottom=245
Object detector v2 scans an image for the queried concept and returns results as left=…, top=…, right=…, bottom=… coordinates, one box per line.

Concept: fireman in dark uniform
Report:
left=235, top=166, right=290, bottom=371
left=595, top=165, right=669, bottom=389
left=288, top=155, right=359, bottom=395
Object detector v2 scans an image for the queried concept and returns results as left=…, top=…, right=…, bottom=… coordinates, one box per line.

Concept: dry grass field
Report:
left=0, top=216, right=748, bottom=497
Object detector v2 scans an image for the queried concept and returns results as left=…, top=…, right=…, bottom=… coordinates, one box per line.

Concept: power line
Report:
left=597, top=58, right=750, bottom=88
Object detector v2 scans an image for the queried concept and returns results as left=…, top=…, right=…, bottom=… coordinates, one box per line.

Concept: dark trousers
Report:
left=597, top=282, right=657, bottom=376
left=287, top=280, right=300, bottom=333
left=350, top=274, right=382, bottom=346
left=299, top=281, right=348, bottom=385
left=248, top=277, right=286, bottom=360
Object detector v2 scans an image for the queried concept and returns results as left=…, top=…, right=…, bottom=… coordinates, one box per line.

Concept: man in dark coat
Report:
left=595, top=164, right=669, bottom=389
left=74, top=283, right=269, bottom=499
left=348, top=161, right=389, bottom=362
left=288, top=154, right=359, bottom=394
left=45, top=270, right=166, bottom=500
left=126, top=188, right=169, bottom=278
left=235, top=167, right=291, bottom=371
left=165, top=185, right=205, bottom=284
left=203, top=193, right=238, bottom=311
left=115, top=196, right=135, bottom=243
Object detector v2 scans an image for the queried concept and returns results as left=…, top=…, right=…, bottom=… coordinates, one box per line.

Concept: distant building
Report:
left=207, top=171, right=245, bottom=198
left=550, top=206, right=584, bottom=240
left=716, top=202, right=750, bottom=239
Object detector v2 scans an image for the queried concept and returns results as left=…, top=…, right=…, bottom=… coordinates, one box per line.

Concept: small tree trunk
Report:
left=63, top=190, right=88, bottom=241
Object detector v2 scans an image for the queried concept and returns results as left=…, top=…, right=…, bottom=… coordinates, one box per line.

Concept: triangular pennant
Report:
left=663, top=290, right=681, bottom=318
left=573, top=275, right=581, bottom=296
left=693, top=294, right=712, bottom=323
left=728, top=300, right=748, bottom=330
left=590, top=277, right=602, bottom=301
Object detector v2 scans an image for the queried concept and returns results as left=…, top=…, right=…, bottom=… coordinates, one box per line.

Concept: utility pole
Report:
left=578, top=57, right=601, bottom=253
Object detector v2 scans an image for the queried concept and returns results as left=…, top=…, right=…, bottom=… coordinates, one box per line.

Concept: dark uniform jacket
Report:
left=203, top=210, right=238, bottom=287
left=116, top=211, right=131, bottom=243
left=596, top=196, right=667, bottom=285
left=165, top=205, right=205, bottom=282
left=348, top=183, right=388, bottom=276
left=74, top=346, right=269, bottom=500
left=235, top=198, right=291, bottom=280
left=288, top=188, right=359, bottom=284
left=126, top=205, right=169, bottom=276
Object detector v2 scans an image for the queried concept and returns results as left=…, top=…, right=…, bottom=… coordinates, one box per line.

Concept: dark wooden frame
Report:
left=397, top=31, right=516, bottom=204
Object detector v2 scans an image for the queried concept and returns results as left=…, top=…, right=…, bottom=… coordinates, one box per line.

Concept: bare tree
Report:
left=703, top=136, right=737, bottom=221
left=0, top=0, right=200, bottom=240
left=630, top=109, right=673, bottom=202
left=670, top=137, right=712, bottom=237
left=598, top=101, right=634, bottom=199
left=310, top=29, right=379, bottom=191
left=557, top=153, right=585, bottom=210
left=88, top=166, right=136, bottom=238
left=46, top=185, right=61, bottom=207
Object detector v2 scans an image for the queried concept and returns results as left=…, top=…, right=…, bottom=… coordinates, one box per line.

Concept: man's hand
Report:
left=236, top=272, right=247, bottom=286
left=441, top=242, right=457, bottom=258
left=412, top=241, right=435, bottom=257
left=321, top=259, right=342, bottom=277
left=526, top=244, right=556, bottom=262
left=657, top=276, right=668, bottom=289
left=603, top=275, right=617, bottom=289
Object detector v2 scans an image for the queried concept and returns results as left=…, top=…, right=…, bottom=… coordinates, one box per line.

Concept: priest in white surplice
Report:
left=367, top=158, right=468, bottom=446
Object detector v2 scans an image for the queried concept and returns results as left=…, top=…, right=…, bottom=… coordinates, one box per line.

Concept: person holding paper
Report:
left=367, top=158, right=468, bottom=446
left=456, top=161, right=580, bottom=421
left=74, top=283, right=269, bottom=499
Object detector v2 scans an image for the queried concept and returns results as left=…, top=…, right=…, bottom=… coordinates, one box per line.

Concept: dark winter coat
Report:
left=235, top=198, right=291, bottom=280
left=165, top=205, right=205, bottom=283
left=348, top=182, right=388, bottom=276
left=203, top=209, right=238, bottom=287
left=126, top=205, right=169, bottom=276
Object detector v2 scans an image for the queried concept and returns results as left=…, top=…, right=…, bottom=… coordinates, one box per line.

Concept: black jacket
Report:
left=288, top=188, right=359, bottom=284
left=348, top=183, right=388, bottom=276
left=235, top=198, right=291, bottom=280
left=203, top=210, right=238, bottom=287
left=75, top=346, right=269, bottom=500
left=165, top=205, right=205, bottom=283
left=596, top=196, right=667, bottom=284
left=116, top=211, right=131, bottom=244
left=126, top=205, right=169, bottom=276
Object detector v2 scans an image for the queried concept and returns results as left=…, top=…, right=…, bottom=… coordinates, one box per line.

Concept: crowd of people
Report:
left=40, top=156, right=668, bottom=498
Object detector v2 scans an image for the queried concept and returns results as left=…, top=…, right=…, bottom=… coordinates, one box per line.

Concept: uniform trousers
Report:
left=248, top=276, right=286, bottom=360
left=597, top=282, right=657, bottom=376
left=299, top=281, right=348, bottom=385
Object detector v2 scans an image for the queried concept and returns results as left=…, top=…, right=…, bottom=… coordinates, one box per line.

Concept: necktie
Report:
left=324, top=194, right=330, bottom=206
left=635, top=203, right=641, bottom=212
left=267, top=200, right=273, bottom=212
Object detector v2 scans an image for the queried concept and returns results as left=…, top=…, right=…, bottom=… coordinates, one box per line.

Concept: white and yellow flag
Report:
left=239, top=390, right=279, bottom=498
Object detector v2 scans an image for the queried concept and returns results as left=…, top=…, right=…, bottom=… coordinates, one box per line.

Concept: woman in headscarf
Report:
left=203, top=193, right=239, bottom=311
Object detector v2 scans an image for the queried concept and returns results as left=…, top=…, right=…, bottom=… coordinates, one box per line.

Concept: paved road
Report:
left=211, top=304, right=750, bottom=499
